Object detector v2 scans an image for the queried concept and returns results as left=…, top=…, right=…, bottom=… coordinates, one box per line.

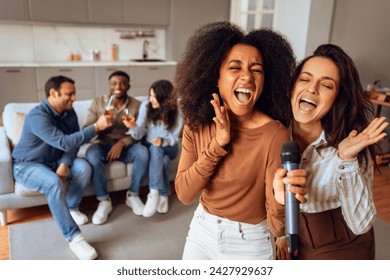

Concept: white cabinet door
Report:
left=0, top=0, right=28, bottom=20
left=129, top=65, right=176, bottom=97
left=0, top=67, right=36, bottom=113
left=94, top=66, right=130, bottom=97
left=35, top=67, right=95, bottom=101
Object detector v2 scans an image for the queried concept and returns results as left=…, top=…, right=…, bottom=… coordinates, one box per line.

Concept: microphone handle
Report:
left=282, top=161, right=300, bottom=255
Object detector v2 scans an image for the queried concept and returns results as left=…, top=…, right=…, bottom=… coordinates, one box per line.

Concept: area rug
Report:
left=9, top=200, right=390, bottom=260
left=9, top=196, right=198, bottom=260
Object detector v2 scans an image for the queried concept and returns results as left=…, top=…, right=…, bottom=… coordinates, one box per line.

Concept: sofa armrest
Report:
left=0, top=127, right=15, bottom=195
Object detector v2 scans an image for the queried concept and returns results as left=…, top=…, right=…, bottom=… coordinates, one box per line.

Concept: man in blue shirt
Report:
left=12, top=75, right=111, bottom=260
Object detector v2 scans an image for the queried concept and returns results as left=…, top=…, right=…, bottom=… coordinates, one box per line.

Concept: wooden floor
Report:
left=1, top=165, right=389, bottom=260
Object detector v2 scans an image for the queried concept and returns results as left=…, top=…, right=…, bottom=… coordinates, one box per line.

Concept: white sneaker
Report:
left=157, top=196, right=169, bottom=214
left=92, top=199, right=112, bottom=225
left=69, top=234, right=98, bottom=260
left=143, top=189, right=159, bottom=218
left=70, top=209, right=88, bottom=225
left=125, top=192, right=145, bottom=216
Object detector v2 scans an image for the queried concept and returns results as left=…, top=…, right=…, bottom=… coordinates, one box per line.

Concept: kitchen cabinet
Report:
left=123, top=0, right=171, bottom=26
left=35, top=67, right=95, bottom=101
left=88, top=0, right=123, bottom=24
left=0, top=67, right=36, bottom=113
left=0, top=0, right=28, bottom=20
left=94, top=66, right=130, bottom=96
left=129, top=64, right=176, bottom=97
left=28, top=0, right=88, bottom=23
left=3, top=0, right=171, bottom=26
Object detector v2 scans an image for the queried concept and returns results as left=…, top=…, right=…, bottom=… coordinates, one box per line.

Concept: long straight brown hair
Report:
left=290, top=44, right=377, bottom=170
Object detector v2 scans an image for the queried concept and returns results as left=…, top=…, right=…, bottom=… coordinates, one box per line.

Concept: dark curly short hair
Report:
left=174, top=21, right=296, bottom=130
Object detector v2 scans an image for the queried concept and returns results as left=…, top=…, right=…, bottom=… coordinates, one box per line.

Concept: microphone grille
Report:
left=281, top=141, right=301, bottom=163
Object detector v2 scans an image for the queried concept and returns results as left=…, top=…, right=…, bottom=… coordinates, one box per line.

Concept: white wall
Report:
left=0, top=23, right=166, bottom=62
left=274, top=0, right=311, bottom=60
left=275, top=0, right=334, bottom=61
left=330, top=0, right=390, bottom=88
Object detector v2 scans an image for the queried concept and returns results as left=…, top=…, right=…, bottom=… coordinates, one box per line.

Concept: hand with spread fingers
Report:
left=210, top=93, right=230, bottom=147
left=338, top=117, right=388, bottom=160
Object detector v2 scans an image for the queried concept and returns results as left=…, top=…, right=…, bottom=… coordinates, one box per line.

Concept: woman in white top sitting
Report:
left=123, top=79, right=183, bottom=217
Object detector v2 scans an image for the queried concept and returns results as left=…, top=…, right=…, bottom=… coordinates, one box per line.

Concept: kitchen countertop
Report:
left=0, top=60, right=177, bottom=67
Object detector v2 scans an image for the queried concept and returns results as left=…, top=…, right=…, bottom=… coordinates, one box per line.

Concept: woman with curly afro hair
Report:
left=173, top=21, right=307, bottom=260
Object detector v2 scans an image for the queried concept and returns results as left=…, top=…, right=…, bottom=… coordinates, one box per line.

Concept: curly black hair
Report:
left=147, top=79, right=178, bottom=131
left=173, top=21, right=296, bottom=130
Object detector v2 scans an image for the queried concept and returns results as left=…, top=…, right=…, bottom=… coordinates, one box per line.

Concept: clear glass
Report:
left=105, top=95, right=115, bottom=115
left=248, top=0, right=256, bottom=11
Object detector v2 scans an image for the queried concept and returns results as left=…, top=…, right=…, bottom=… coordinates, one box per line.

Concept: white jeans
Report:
left=182, top=204, right=275, bottom=260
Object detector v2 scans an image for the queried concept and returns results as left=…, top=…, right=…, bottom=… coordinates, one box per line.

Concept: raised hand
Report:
left=338, top=117, right=388, bottom=160
left=210, top=93, right=230, bottom=147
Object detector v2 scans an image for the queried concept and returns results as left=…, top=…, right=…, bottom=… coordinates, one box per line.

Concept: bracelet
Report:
left=93, top=123, right=99, bottom=132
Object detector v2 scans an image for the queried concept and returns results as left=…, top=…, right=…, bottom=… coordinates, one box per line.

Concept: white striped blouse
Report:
left=295, top=130, right=376, bottom=235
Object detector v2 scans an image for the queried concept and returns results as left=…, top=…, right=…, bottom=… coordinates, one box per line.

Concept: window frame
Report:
left=230, top=0, right=279, bottom=31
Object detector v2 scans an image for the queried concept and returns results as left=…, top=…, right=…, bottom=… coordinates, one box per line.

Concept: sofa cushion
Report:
left=15, top=182, right=42, bottom=196
left=72, top=99, right=92, bottom=128
left=3, top=103, right=37, bottom=147
left=105, top=161, right=130, bottom=179
left=13, top=112, right=26, bottom=147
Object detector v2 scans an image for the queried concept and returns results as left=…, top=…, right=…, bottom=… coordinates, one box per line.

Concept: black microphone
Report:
left=281, top=141, right=301, bottom=257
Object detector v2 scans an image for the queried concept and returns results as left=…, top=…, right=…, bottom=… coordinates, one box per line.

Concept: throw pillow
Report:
left=12, top=112, right=26, bottom=147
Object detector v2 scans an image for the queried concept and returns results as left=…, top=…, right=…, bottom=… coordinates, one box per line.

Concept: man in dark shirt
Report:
left=12, top=75, right=111, bottom=260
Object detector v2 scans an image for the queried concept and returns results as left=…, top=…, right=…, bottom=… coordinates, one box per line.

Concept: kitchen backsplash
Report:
left=0, top=23, right=166, bottom=62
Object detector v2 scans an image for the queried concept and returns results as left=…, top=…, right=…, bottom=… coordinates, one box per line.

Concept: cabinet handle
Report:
left=6, top=69, right=21, bottom=73
left=105, top=68, right=120, bottom=71
left=59, top=69, right=72, bottom=72
left=148, top=67, right=159, bottom=70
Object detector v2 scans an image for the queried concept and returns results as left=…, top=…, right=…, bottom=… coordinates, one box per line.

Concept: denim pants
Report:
left=182, top=204, right=275, bottom=260
left=13, top=158, right=92, bottom=242
left=85, top=142, right=149, bottom=199
left=144, top=141, right=178, bottom=196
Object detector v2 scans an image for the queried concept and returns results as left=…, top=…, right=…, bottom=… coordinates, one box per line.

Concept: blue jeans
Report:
left=144, top=141, right=178, bottom=196
left=13, top=158, right=91, bottom=242
left=85, top=142, right=149, bottom=199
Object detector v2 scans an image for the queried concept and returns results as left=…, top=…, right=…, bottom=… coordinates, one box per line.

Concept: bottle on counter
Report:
left=110, top=44, right=118, bottom=61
